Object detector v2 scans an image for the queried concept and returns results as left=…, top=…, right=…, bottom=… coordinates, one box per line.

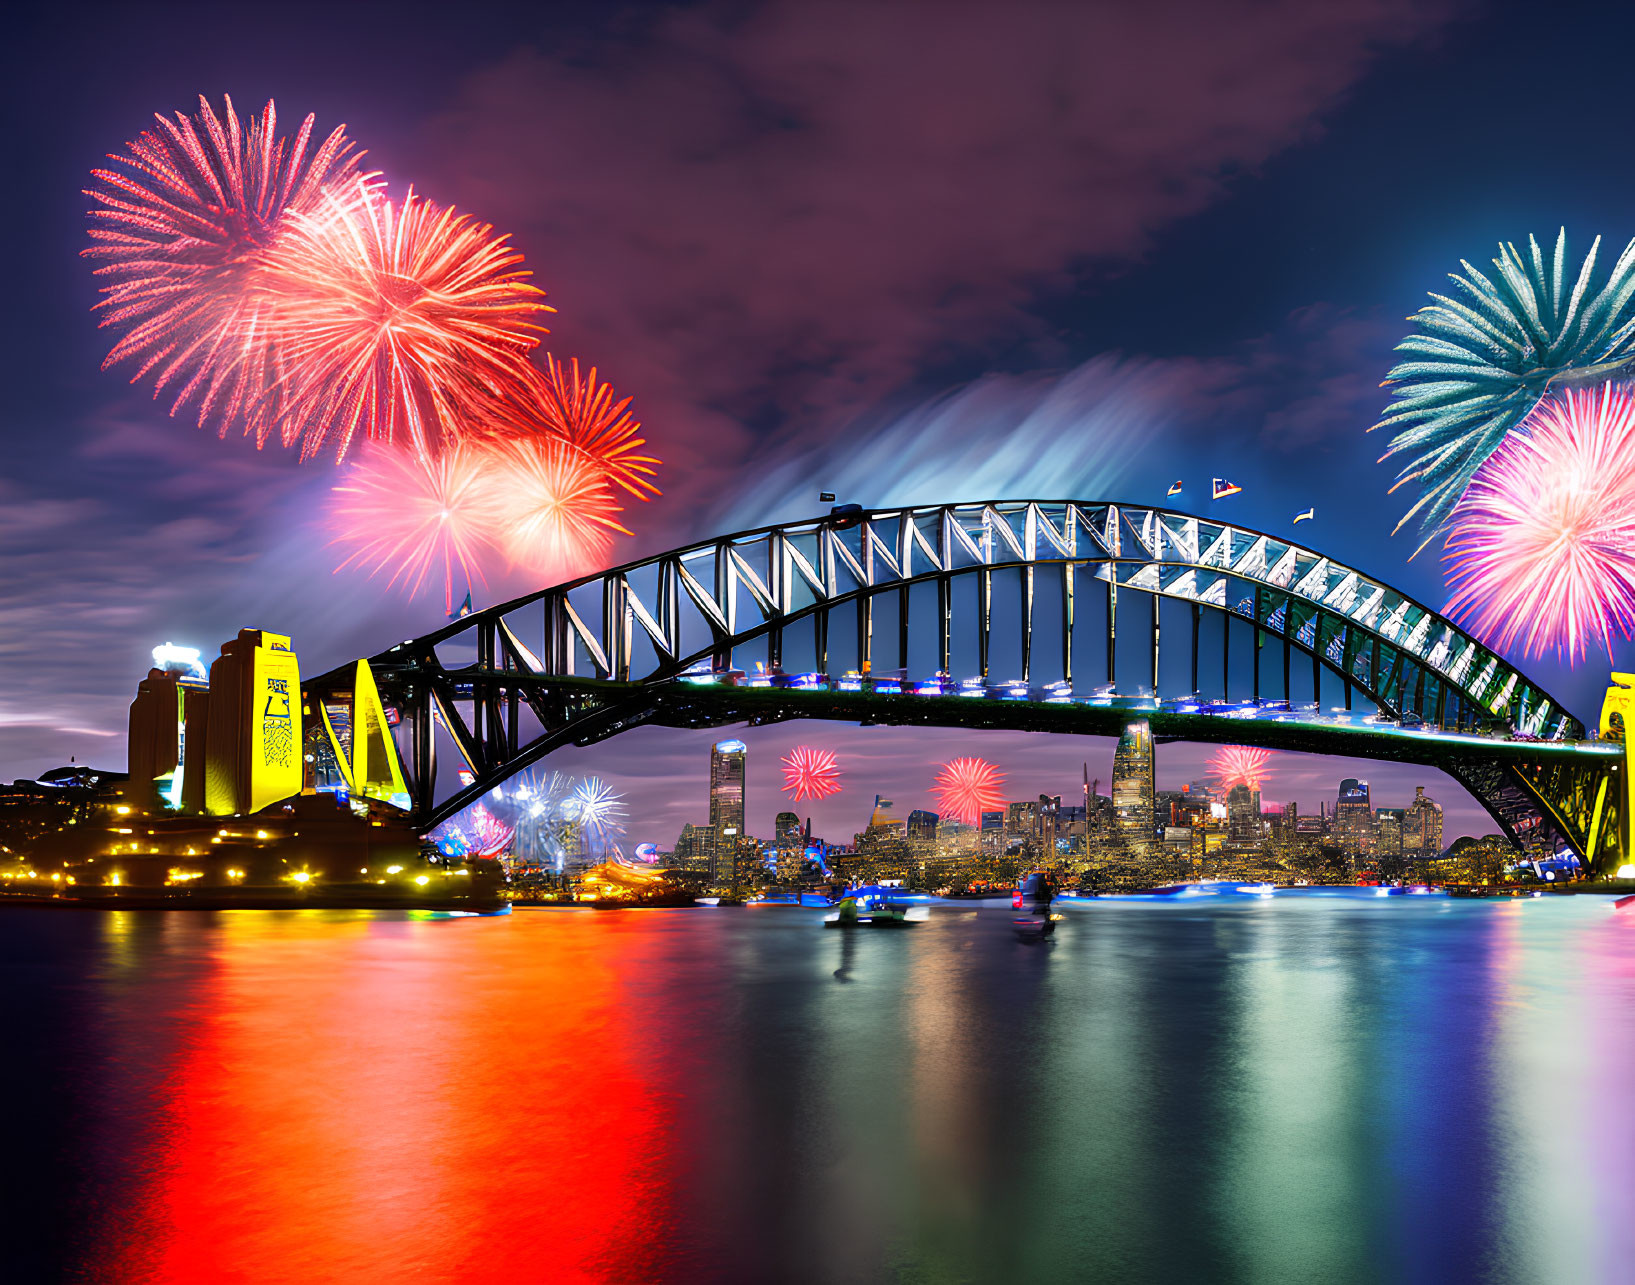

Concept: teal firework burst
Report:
left=1377, top=229, right=1635, bottom=547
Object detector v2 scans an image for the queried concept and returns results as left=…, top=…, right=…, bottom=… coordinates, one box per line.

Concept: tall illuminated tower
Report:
left=709, top=739, right=747, bottom=886
left=1111, top=720, right=1155, bottom=855
left=1336, top=778, right=1373, bottom=855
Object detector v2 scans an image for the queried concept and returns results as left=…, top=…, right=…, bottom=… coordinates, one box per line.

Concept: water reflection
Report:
left=0, top=898, right=1628, bottom=1282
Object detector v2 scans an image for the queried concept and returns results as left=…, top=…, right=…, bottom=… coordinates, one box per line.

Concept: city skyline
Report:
left=542, top=721, right=1480, bottom=853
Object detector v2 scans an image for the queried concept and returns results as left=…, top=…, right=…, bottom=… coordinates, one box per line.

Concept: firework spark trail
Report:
left=1208, top=745, right=1272, bottom=793
left=1443, top=384, right=1635, bottom=662
left=931, top=757, right=1006, bottom=826
left=482, top=434, right=629, bottom=581
left=523, top=355, right=661, bottom=500
left=264, top=184, right=553, bottom=461
left=329, top=439, right=502, bottom=613
left=780, top=746, right=842, bottom=802
left=1377, top=230, right=1635, bottom=545
left=84, top=95, right=376, bottom=442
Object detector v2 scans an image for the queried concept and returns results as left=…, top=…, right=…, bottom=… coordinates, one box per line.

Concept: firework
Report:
left=329, top=439, right=502, bottom=613
left=931, top=756, right=1006, bottom=825
left=780, top=746, right=841, bottom=802
left=1208, top=745, right=1272, bottom=793
left=1443, top=384, right=1635, bottom=662
left=434, top=801, right=514, bottom=859
left=85, top=95, right=375, bottom=441
left=264, top=184, right=552, bottom=461
left=527, top=356, right=660, bottom=500
left=482, top=434, right=630, bottom=581
left=568, top=776, right=628, bottom=854
left=1378, top=230, right=1635, bottom=544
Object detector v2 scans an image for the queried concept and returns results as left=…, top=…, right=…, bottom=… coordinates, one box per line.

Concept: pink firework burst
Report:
left=1209, top=745, right=1272, bottom=793
left=780, top=746, right=841, bottom=802
left=329, top=439, right=502, bottom=613
left=84, top=94, right=375, bottom=442
left=436, top=802, right=514, bottom=860
left=482, top=434, right=631, bottom=582
left=1443, top=383, right=1635, bottom=662
left=931, top=757, right=1006, bottom=825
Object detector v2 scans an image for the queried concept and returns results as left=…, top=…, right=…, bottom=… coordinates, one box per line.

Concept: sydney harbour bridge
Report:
left=304, top=500, right=1634, bottom=877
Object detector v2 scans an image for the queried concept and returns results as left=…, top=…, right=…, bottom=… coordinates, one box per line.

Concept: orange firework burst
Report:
left=329, top=439, right=502, bottom=612
left=84, top=95, right=375, bottom=441
left=264, top=184, right=553, bottom=461
left=482, top=435, right=631, bottom=582
left=527, top=355, right=660, bottom=500
left=931, top=757, right=1006, bottom=825
left=781, top=746, right=841, bottom=802
left=1209, top=745, right=1272, bottom=793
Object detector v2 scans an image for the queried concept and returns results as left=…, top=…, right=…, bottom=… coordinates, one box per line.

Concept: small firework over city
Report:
left=9, top=2, right=1635, bottom=1279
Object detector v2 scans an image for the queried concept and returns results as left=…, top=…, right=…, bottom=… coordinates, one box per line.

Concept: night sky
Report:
left=4, top=0, right=1629, bottom=847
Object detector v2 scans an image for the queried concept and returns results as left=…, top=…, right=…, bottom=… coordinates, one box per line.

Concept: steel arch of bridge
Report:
left=306, top=501, right=1626, bottom=873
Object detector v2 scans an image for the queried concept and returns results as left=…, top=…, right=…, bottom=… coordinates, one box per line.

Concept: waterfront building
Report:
left=1004, top=800, right=1038, bottom=847
left=709, top=740, right=747, bottom=887
left=1404, top=786, right=1444, bottom=859
left=774, top=810, right=804, bottom=883
left=1336, top=778, right=1372, bottom=855
left=673, top=822, right=716, bottom=873
left=1112, top=721, right=1156, bottom=856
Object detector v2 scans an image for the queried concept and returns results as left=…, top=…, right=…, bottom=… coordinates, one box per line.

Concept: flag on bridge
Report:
left=1212, top=478, right=1243, bottom=500
left=1293, top=507, right=1316, bottom=524
left=450, top=591, right=473, bottom=620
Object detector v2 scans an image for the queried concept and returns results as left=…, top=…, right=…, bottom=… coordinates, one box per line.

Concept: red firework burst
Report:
left=482, top=434, right=631, bottom=582
left=1444, top=384, right=1635, bottom=662
left=526, top=355, right=661, bottom=500
left=780, top=746, right=841, bottom=802
left=85, top=95, right=375, bottom=441
left=329, top=439, right=502, bottom=612
left=931, top=757, right=1006, bottom=825
left=1209, top=745, right=1272, bottom=793
left=264, top=184, right=553, bottom=461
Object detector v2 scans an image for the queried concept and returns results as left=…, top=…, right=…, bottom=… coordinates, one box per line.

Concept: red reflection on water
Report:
left=97, top=912, right=676, bottom=1283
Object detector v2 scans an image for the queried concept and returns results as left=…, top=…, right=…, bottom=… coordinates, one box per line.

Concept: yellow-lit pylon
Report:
left=319, top=659, right=410, bottom=807
left=1595, top=672, right=1635, bottom=872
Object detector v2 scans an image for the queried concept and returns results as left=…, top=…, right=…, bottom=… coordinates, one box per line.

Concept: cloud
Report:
left=422, top=0, right=1456, bottom=542
left=722, top=354, right=1186, bottom=530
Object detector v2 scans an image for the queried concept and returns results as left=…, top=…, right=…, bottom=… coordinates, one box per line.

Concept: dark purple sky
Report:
left=2, top=0, right=1628, bottom=841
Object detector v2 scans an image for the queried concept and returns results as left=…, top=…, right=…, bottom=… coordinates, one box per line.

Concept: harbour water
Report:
left=5, top=896, right=1634, bottom=1283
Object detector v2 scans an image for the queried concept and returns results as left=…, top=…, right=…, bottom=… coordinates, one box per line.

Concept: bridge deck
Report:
left=541, top=676, right=1620, bottom=770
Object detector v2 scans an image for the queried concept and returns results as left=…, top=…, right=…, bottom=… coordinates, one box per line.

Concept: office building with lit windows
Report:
left=709, top=740, right=747, bottom=886
left=1112, top=720, right=1156, bottom=855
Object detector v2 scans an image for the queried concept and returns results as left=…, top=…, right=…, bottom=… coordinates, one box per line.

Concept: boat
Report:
left=1011, top=913, right=1061, bottom=940
left=823, top=892, right=927, bottom=928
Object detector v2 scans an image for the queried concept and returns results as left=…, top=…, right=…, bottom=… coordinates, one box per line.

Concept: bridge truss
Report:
left=303, top=501, right=1627, bottom=874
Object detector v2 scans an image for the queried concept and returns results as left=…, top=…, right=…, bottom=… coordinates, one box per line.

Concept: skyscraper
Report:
left=710, top=739, right=747, bottom=887
left=1226, top=784, right=1260, bottom=844
left=1405, top=786, right=1444, bottom=858
left=1112, top=720, right=1156, bottom=855
left=1375, top=808, right=1404, bottom=864
left=1336, top=778, right=1372, bottom=854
